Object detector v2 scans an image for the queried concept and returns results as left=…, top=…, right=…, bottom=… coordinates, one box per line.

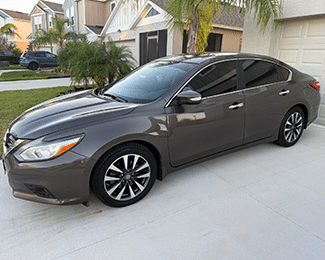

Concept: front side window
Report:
left=104, top=61, right=196, bottom=103
left=241, top=60, right=290, bottom=88
left=187, top=61, right=237, bottom=98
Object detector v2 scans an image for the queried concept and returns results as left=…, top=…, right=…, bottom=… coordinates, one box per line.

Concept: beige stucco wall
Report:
left=13, top=19, right=31, bottom=52
left=210, top=27, right=243, bottom=53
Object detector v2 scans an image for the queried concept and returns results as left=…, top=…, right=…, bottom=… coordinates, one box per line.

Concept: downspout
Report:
left=83, top=0, right=86, bottom=34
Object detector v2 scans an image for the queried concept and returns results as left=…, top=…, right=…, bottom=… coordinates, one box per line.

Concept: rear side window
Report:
left=241, top=60, right=290, bottom=88
left=187, top=60, right=237, bottom=98
left=34, top=52, right=45, bottom=57
left=45, top=53, right=56, bottom=58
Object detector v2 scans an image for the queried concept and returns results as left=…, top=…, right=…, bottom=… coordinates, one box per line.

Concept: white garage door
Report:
left=277, top=17, right=325, bottom=125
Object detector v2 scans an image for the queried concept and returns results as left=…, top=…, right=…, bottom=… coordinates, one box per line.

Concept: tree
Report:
left=34, top=15, right=77, bottom=53
left=0, top=23, right=20, bottom=38
left=0, top=23, right=21, bottom=51
left=166, top=0, right=282, bottom=54
left=58, top=38, right=135, bottom=88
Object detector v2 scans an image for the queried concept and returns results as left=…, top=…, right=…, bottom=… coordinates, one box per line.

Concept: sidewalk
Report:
left=1, top=123, right=325, bottom=260
left=0, top=77, right=73, bottom=91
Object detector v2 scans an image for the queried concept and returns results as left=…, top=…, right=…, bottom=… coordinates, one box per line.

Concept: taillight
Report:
left=309, top=82, right=320, bottom=93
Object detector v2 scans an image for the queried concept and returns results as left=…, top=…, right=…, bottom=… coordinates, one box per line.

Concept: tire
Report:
left=275, top=107, right=305, bottom=147
left=29, top=62, right=39, bottom=70
left=91, top=143, right=157, bottom=207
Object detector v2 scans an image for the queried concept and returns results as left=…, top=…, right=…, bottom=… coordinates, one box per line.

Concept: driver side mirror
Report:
left=176, top=90, right=202, bottom=105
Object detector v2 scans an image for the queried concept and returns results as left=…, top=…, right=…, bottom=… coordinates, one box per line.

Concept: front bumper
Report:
left=2, top=151, right=91, bottom=205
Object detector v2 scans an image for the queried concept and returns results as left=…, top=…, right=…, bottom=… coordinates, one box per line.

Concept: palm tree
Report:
left=34, top=15, right=70, bottom=53
left=0, top=23, right=20, bottom=39
left=166, top=0, right=282, bottom=54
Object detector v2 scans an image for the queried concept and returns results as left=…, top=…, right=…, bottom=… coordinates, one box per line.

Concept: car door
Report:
left=239, top=59, right=293, bottom=143
left=45, top=52, right=58, bottom=67
left=165, top=60, right=245, bottom=167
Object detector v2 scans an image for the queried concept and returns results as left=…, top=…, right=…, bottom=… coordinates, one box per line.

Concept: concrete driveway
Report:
left=1, top=124, right=325, bottom=260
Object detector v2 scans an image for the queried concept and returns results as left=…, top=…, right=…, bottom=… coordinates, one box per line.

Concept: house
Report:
left=29, top=0, right=64, bottom=53
left=0, top=8, right=31, bottom=52
left=99, top=0, right=244, bottom=66
left=63, top=0, right=116, bottom=41
left=241, top=0, right=325, bottom=125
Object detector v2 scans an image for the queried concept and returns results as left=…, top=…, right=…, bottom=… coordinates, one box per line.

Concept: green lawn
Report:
left=0, top=86, right=72, bottom=156
left=0, top=65, right=27, bottom=70
left=0, top=71, right=67, bottom=81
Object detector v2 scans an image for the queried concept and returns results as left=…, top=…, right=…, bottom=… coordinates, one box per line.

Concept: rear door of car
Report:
left=44, top=52, right=58, bottom=67
left=166, top=60, right=245, bottom=167
left=239, top=59, right=293, bottom=143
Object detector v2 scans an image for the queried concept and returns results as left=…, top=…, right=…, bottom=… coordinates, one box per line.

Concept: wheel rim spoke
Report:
left=132, top=155, right=140, bottom=170
left=122, top=155, right=128, bottom=171
left=135, top=172, right=150, bottom=179
left=135, top=162, right=149, bottom=173
left=128, top=183, right=136, bottom=198
left=107, top=180, right=123, bottom=195
left=134, top=180, right=145, bottom=191
left=108, top=164, right=123, bottom=173
left=105, top=176, right=120, bottom=181
left=115, top=183, right=127, bottom=200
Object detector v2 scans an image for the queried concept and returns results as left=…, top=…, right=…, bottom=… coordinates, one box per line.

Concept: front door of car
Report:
left=239, top=59, right=293, bottom=143
left=165, top=60, right=245, bottom=167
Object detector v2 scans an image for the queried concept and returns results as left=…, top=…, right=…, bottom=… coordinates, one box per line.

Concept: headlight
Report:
left=14, top=135, right=83, bottom=162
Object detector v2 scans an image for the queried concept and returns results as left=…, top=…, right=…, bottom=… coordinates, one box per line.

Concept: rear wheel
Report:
left=29, top=62, right=39, bottom=70
left=275, top=107, right=305, bottom=147
left=91, top=143, right=157, bottom=207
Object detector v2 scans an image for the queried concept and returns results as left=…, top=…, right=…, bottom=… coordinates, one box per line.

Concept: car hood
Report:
left=9, top=90, right=138, bottom=139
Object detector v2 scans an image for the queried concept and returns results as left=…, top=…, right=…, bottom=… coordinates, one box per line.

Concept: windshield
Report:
left=103, top=61, right=196, bottom=103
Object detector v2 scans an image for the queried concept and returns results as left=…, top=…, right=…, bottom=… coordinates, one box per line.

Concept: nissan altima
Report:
left=2, top=53, right=321, bottom=207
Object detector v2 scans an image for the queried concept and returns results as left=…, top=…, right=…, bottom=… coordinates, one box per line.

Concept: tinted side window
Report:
left=45, top=53, right=55, bottom=58
left=278, top=66, right=290, bottom=81
left=242, top=60, right=287, bottom=88
left=188, top=61, right=237, bottom=98
left=35, top=52, right=45, bottom=57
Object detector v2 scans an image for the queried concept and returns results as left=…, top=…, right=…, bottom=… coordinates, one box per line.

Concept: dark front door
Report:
left=140, top=30, right=167, bottom=65
left=166, top=60, right=245, bottom=167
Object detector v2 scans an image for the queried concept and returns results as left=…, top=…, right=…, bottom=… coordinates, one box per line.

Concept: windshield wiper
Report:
left=102, top=93, right=128, bottom=103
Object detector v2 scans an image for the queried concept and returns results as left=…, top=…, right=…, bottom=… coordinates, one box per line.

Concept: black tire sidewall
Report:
left=92, top=144, right=157, bottom=207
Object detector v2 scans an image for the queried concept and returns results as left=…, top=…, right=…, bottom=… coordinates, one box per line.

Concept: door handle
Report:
left=229, top=103, right=244, bottom=110
left=279, top=90, right=290, bottom=96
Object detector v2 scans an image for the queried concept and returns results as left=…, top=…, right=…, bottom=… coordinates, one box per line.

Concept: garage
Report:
left=276, top=17, right=325, bottom=125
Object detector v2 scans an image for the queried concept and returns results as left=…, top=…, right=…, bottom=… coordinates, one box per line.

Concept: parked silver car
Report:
left=2, top=53, right=321, bottom=207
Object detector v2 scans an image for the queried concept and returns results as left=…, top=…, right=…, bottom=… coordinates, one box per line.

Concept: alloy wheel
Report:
left=284, top=112, right=303, bottom=143
left=104, top=153, right=151, bottom=201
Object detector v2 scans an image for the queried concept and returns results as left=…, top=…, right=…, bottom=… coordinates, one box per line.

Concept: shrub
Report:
left=12, top=47, right=22, bottom=56
left=58, top=38, right=135, bottom=88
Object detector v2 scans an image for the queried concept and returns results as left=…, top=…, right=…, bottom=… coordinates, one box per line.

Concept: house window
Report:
left=145, top=8, right=159, bottom=18
left=111, top=1, right=116, bottom=12
left=49, top=15, right=52, bottom=27
left=34, top=16, right=42, bottom=31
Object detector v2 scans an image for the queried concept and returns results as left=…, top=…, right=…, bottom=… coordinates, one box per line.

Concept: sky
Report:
left=0, top=0, right=65, bottom=14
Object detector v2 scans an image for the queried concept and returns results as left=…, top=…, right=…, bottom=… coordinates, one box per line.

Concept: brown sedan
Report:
left=2, top=53, right=321, bottom=207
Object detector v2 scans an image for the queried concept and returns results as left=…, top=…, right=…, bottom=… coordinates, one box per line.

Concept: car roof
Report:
left=154, top=53, right=285, bottom=65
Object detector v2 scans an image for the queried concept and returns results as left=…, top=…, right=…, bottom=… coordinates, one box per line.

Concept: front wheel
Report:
left=275, top=107, right=305, bottom=147
left=91, top=143, right=157, bottom=207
